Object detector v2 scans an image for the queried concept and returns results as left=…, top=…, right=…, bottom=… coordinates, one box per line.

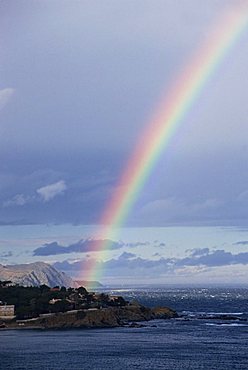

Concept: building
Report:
left=49, top=298, right=62, bottom=305
left=0, top=281, right=14, bottom=288
left=0, top=304, right=15, bottom=318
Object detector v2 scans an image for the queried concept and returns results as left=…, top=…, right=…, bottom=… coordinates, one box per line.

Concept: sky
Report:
left=1, top=0, right=248, bottom=285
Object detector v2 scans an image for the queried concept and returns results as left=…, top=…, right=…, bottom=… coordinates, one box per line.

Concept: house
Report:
left=0, top=304, right=15, bottom=318
left=49, top=298, right=62, bottom=305
left=50, top=287, right=60, bottom=292
left=0, top=280, right=14, bottom=288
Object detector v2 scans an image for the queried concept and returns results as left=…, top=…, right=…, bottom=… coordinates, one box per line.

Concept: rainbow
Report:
left=84, top=4, right=248, bottom=281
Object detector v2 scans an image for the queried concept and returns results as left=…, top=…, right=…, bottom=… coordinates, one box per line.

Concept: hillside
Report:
left=0, top=262, right=76, bottom=288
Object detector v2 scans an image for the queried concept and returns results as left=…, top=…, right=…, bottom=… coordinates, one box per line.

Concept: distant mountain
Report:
left=0, top=262, right=76, bottom=288
left=74, top=280, right=103, bottom=289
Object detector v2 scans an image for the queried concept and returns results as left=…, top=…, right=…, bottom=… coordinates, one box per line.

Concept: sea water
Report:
left=0, top=287, right=248, bottom=370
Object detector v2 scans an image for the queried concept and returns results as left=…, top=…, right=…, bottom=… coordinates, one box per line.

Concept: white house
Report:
left=0, top=304, right=15, bottom=318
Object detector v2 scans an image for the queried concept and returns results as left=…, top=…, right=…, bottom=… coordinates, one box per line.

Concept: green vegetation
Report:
left=0, top=281, right=127, bottom=320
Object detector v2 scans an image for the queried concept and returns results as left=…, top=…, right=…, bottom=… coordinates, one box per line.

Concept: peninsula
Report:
left=0, top=281, right=177, bottom=330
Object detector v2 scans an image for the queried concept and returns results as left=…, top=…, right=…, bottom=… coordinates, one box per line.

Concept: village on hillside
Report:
left=0, top=280, right=127, bottom=324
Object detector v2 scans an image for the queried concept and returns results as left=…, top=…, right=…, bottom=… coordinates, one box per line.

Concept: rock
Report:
left=151, top=307, right=178, bottom=319
left=129, top=322, right=146, bottom=328
left=13, top=308, right=120, bottom=330
left=129, top=299, right=141, bottom=306
left=116, top=303, right=153, bottom=321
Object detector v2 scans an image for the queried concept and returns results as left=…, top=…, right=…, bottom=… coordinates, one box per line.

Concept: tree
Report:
left=51, top=300, right=71, bottom=313
left=77, top=286, right=87, bottom=296
left=40, top=285, right=50, bottom=293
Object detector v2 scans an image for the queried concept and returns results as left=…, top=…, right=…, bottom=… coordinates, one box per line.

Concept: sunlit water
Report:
left=1, top=287, right=248, bottom=370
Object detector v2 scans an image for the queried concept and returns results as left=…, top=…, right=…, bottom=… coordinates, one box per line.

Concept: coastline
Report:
left=1, top=304, right=178, bottom=331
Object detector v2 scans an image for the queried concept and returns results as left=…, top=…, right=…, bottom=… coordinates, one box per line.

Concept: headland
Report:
left=0, top=282, right=177, bottom=330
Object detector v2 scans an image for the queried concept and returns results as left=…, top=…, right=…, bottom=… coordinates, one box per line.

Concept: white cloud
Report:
left=37, top=180, right=67, bottom=202
left=3, top=194, right=31, bottom=207
left=0, top=88, right=15, bottom=111
left=3, top=180, right=67, bottom=208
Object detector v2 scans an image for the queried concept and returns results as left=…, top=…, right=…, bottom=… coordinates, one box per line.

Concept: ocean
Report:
left=0, top=287, right=248, bottom=370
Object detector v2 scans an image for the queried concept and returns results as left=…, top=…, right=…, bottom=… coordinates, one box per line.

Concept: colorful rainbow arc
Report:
left=84, top=4, right=248, bottom=282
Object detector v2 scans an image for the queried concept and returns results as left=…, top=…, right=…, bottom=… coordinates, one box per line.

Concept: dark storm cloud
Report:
left=3, top=154, right=248, bottom=226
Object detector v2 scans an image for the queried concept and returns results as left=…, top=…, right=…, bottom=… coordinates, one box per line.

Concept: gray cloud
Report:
left=177, top=249, right=248, bottom=267
left=118, top=252, right=136, bottom=260
left=233, top=241, right=248, bottom=245
left=123, top=242, right=150, bottom=247
left=53, top=248, right=248, bottom=278
left=0, top=251, right=13, bottom=258
left=33, top=239, right=125, bottom=256
left=33, top=239, right=154, bottom=256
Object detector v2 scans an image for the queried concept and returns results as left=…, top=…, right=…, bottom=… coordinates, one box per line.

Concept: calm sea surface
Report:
left=0, top=287, right=248, bottom=370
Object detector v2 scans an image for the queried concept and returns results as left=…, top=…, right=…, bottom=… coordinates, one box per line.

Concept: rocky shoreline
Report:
left=1, top=303, right=178, bottom=330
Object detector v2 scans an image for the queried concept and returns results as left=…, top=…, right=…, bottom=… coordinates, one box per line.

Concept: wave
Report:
left=181, top=311, right=245, bottom=316
left=205, top=323, right=248, bottom=327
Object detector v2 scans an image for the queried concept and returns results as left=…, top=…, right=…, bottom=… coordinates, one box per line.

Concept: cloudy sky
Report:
left=1, top=0, right=248, bottom=285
